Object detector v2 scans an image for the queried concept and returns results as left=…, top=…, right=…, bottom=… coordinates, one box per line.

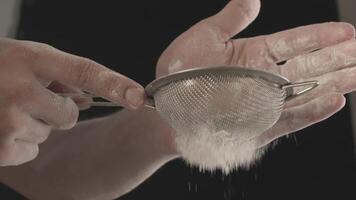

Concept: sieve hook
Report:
left=282, top=80, right=319, bottom=101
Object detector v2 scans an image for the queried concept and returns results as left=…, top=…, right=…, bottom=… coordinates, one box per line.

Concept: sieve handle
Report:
left=282, top=80, right=319, bottom=100
left=56, top=93, right=156, bottom=108
left=56, top=93, right=119, bottom=107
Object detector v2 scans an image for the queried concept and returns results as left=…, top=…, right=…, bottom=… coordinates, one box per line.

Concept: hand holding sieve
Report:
left=58, top=66, right=318, bottom=140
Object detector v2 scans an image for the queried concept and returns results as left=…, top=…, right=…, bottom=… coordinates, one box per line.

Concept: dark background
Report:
left=1, top=0, right=355, bottom=199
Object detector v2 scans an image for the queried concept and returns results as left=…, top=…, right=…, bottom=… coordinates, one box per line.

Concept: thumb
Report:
left=204, top=0, right=261, bottom=41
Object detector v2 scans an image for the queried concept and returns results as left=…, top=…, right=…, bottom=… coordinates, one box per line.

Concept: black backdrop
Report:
left=1, top=0, right=355, bottom=199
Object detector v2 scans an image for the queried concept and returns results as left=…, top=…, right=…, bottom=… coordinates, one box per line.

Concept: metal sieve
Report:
left=60, top=66, right=318, bottom=141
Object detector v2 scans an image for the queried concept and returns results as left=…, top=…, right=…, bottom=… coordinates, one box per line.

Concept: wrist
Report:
left=110, top=107, right=179, bottom=161
left=138, top=107, right=179, bottom=159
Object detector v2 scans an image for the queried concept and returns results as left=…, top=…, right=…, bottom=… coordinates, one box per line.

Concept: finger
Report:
left=242, top=22, right=355, bottom=66
left=201, top=0, right=261, bottom=42
left=255, top=93, right=345, bottom=148
left=0, top=139, right=39, bottom=166
left=0, top=107, right=52, bottom=144
left=285, top=66, right=356, bottom=108
left=281, top=39, right=356, bottom=81
left=9, top=40, right=145, bottom=109
left=0, top=107, right=46, bottom=166
left=17, top=81, right=79, bottom=130
left=47, top=81, right=93, bottom=110
left=17, top=114, right=52, bottom=144
left=0, top=108, right=40, bottom=166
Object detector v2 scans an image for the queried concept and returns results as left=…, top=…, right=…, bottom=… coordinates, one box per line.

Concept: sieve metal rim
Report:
left=55, top=67, right=317, bottom=107
left=145, top=66, right=293, bottom=98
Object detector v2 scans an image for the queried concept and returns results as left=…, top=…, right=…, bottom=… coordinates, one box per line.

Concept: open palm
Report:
left=157, top=0, right=356, bottom=151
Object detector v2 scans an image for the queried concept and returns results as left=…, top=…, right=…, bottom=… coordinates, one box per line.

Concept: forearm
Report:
left=0, top=107, right=178, bottom=200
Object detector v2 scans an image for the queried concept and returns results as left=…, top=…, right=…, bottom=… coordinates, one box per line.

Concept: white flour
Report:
left=168, top=59, right=183, bottom=73
left=174, top=126, right=267, bottom=174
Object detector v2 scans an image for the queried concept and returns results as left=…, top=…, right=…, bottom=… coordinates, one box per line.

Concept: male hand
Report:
left=157, top=0, right=356, bottom=169
left=0, top=39, right=145, bottom=166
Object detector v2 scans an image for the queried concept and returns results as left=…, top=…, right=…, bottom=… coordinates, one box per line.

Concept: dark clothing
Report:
left=2, top=0, right=356, bottom=199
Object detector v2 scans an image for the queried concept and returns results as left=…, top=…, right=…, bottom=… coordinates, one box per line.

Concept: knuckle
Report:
left=5, top=42, right=40, bottom=62
left=57, top=98, right=79, bottom=129
left=199, top=19, right=230, bottom=41
left=104, top=76, right=126, bottom=100
left=65, top=99, right=79, bottom=128
left=72, top=58, right=99, bottom=87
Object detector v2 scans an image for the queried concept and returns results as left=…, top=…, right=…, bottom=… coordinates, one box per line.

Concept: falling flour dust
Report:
left=173, top=126, right=269, bottom=174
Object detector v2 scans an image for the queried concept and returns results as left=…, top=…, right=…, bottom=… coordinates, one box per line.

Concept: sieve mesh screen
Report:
left=154, top=73, right=287, bottom=144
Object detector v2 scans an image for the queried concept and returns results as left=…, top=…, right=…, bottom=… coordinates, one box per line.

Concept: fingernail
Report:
left=125, top=87, right=145, bottom=109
